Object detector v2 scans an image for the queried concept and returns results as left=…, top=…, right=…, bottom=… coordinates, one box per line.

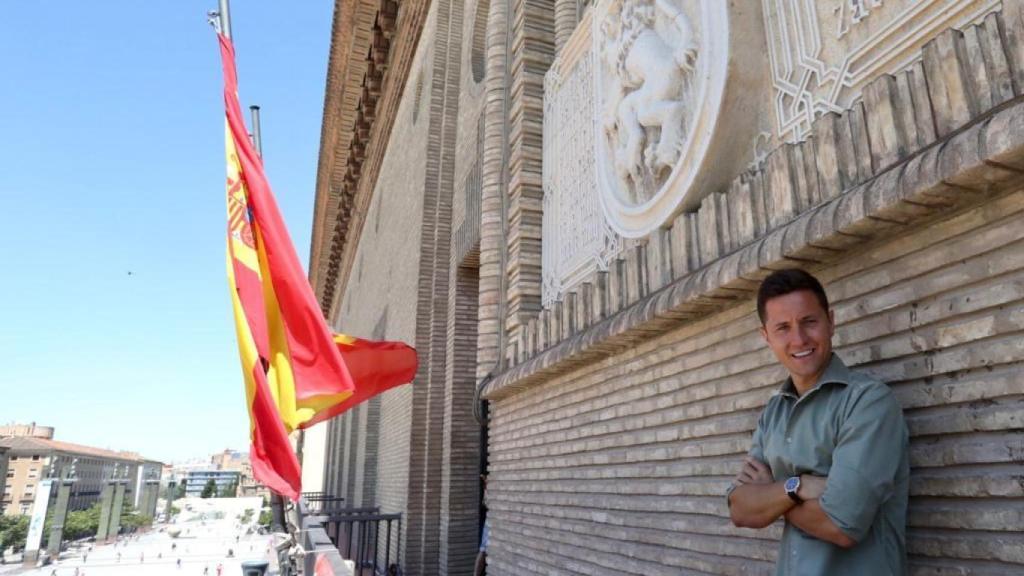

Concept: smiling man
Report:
left=727, top=269, right=910, bottom=575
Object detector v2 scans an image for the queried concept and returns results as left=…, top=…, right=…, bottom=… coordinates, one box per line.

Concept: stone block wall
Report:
left=485, top=189, right=1024, bottom=573
left=481, top=3, right=1024, bottom=574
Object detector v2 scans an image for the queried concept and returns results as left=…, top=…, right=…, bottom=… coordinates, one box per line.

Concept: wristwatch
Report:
left=784, top=476, right=803, bottom=503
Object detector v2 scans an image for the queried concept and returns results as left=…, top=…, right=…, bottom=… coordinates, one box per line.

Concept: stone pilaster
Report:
left=505, top=0, right=556, bottom=341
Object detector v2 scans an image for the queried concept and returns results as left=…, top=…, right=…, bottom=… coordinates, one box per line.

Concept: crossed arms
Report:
left=727, top=457, right=856, bottom=548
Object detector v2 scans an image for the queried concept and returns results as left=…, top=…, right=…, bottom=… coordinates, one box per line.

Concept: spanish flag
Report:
left=219, top=33, right=415, bottom=500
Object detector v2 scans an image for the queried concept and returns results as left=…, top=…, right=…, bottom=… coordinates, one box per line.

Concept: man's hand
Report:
left=728, top=457, right=794, bottom=529
left=734, top=457, right=773, bottom=486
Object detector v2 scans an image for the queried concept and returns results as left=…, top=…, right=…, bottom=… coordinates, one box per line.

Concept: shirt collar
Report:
left=777, top=353, right=851, bottom=399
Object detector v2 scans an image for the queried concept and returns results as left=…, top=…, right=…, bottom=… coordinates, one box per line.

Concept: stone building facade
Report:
left=310, top=0, right=1024, bottom=573
left=0, top=436, right=158, bottom=516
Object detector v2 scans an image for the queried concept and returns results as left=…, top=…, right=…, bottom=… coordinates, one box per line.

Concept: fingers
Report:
left=745, top=457, right=770, bottom=474
left=735, top=461, right=773, bottom=486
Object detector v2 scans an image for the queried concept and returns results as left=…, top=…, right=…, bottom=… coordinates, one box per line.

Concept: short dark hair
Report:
left=757, top=269, right=829, bottom=325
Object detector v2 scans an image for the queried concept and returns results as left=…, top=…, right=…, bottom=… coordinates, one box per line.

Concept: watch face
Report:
left=785, top=477, right=799, bottom=492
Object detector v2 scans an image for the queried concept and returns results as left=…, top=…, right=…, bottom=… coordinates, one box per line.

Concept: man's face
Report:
left=759, top=289, right=834, bottom=390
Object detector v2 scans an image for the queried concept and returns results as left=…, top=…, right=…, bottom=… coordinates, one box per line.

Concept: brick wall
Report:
left=485, top=187, right=1024, bottom=574
left=327, top=7, right=432, bottom=565
left=440, top=265, right=483, bottom=575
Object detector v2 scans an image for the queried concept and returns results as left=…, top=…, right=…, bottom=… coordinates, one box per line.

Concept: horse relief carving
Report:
left=600, top=0, right=698, bottom=204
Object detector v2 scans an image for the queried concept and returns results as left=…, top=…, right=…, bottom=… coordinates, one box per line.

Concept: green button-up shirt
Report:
left=735, top=354, right=910, bottom=575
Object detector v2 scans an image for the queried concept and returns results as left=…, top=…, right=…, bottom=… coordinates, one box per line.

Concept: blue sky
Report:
left=0, top=1, right=333, bottom=463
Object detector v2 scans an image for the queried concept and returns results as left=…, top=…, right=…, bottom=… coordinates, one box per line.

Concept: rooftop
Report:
left=0, top=436, right=159, bottom=464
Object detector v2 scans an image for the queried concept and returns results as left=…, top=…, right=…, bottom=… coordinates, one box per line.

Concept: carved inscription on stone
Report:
left=543, top=31, right=623, bottom=306
left=764, top=0, right=1001, bottom=142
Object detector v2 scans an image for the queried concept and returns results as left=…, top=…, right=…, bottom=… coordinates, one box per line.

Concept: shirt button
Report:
left=786, top=437, right=792, bottom=443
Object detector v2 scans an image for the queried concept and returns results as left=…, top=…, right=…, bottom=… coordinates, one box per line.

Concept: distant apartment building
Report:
left=210, top=449, right=267, bottom=499
left=183, top=470, right=240, bottom=497
left=133, top=459, right=164, bottom=509
left=0, top=446, right=8, bottom=501
left=0, top=433, right=162, bottom=516
left=0, top=423, right=54, bottom=439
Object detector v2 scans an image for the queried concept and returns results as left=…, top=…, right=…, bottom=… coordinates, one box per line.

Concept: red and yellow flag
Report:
left=218, top=33, right=417, bottom=500
left=311, top=334, right=418, bottom=428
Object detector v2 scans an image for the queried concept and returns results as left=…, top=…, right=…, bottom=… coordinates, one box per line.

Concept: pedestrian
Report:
left=140, top=552, right=145, bottom=563
left=117, top=552, right=121, bottom=563
left=203, top=566, right=209, bottom=575
left=216, top=563, right=223, bottom=576
left=727, top=269, right=910, bottom=575
left=177, top=558, right=183, bottom=569
left=82, top=551, right=88, bottom=563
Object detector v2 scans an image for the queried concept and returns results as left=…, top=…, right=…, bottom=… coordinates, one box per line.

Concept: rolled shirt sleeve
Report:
left=726, top=409, right=770, bottom=506
left=819, top=384, right=908, bottom=542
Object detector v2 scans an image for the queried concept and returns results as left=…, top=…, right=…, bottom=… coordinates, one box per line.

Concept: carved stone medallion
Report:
left=593, top=0, right=730, bottom=237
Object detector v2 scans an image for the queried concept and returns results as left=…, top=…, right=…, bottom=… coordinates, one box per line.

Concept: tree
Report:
left=219, top=481, right=238, bottom=498
left=174, top=481, right=186, bottom=499
left=0, top=515, right=29, bottom=554
left=258, top=509, right=273, bottom=528
left=238, top=508, right=255, bottom=524
left=120, top=513, right=153, bottom=531
left=63, top=504, right=102, bottom=541
left=200, top=478, right=218, bottom=499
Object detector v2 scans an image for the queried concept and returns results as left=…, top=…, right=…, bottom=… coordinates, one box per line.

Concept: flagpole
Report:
left=217, top=0, right=233, bottom=39
left=250, top=105, right=263, bottom=158
left=248, top=102, right=290, bottom=524
left=212, top=0, right=292, bottom=520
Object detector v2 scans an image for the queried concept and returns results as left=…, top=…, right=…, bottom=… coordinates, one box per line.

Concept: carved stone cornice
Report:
left=310, top=0, right=432, bottom=316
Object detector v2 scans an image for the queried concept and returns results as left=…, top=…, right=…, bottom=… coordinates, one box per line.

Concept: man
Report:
left=728, top=269, right=910, bottom=575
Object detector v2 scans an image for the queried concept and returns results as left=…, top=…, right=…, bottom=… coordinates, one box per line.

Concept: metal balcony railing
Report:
left=301, top=491, right=347, bottom=514
left=323, top=507, right=402, bottom=576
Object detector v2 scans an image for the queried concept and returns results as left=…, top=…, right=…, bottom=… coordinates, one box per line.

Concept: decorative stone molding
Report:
left=593, top=0, right=770, bottom=237
left=764, top=0, right=1001, bottom=143
left=485, top=8, right=1024, bottom=400
left=542, top=14, right=624, bottom=305
left=310, top=0, right=430, bottom=316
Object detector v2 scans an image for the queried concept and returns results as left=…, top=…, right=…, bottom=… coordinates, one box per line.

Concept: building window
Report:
left=20, top=504, right=29, bottom=514
left=5, top=471, right=12, bottom=478
left=31, top=455, right=39, bottom=461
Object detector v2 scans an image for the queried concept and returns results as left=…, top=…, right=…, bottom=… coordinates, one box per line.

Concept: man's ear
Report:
left=759, top=325, right=768, bottom=343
